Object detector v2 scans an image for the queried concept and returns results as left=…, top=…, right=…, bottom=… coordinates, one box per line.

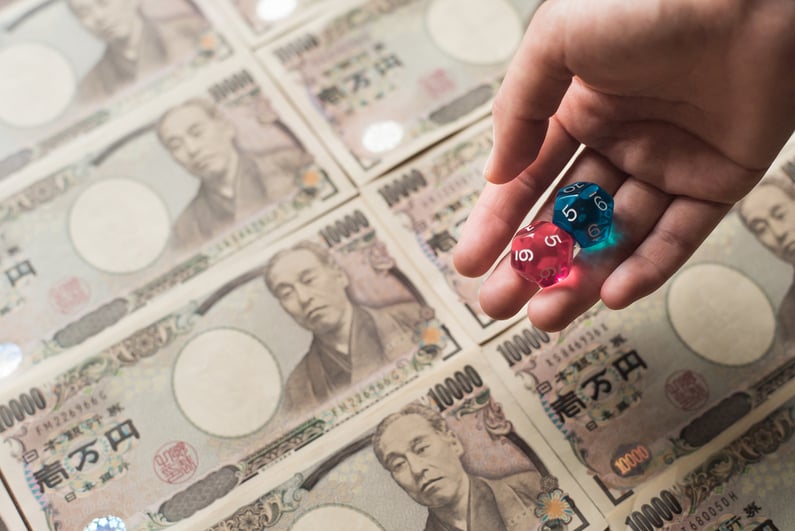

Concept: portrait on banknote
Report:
left=262, top=240, right=426, bottom=412
left=208, top=359, right=602, bottom=530
left=738, top=173, right=795, bottom=349
left=66, top=0, right=208, bottom=102
left=373, top=403, right=545, bottom=531
left=157, top=96, right=313, bottom=248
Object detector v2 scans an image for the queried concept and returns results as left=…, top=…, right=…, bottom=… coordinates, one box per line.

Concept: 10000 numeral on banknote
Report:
left=0, top=199, right=471, bottom=531
left=0, top=57, right=353, bottom=379
left=0, top=0, right=232, bottom=179
left=206, top=355, right=605, bottom=530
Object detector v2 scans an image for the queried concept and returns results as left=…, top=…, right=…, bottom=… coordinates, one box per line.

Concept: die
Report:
left=553, top=181, right=614, bottom=248
left=511, top=221, right=575, bottom=287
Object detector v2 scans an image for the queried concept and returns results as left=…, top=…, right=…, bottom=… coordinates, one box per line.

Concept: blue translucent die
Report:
left=552, top=181, right=614, bottom=248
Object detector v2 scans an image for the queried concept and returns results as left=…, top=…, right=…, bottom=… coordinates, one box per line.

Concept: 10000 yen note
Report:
left=215, top=0, right=332, bottom=46
left=205, top=354, right=605, bottom=531
left=481, top=144, right=795, bottom=516
left=364, top=119, right=526, bottom=343
left=626, top=394, right=795, bottom=531
left=0, top=0, right=234, bottom=180
left=0, top=199, right=472, bottom=531
left=0, top=57, right=353, bottom=380
left=259, top=0, right=541, bottom=184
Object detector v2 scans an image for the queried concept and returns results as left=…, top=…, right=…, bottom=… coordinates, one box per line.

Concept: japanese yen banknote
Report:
left=259, top=0, right=542, bottom=184
left=0, top=0, right=234, bottom=181
left=482, top=140, right=795, bottom=516
left=0, top=57, right=353, bottom=380
left=363, top=119, right=531, bottom=343
left=627, top=393, right=795, bottom=531
left=203, top=354, right=606, bottom=531
left=215, top=0, right=333, bottom=46
left=0, top=199, right=472, bottom=531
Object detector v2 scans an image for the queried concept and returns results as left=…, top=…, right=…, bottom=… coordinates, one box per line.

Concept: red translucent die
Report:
left=511, top=221, right=575, bottom=287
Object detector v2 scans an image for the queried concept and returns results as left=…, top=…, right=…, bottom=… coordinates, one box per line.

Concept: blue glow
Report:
left=84, top=516, right=126, bottom=531
left=579, top=226, right=621, bottom=253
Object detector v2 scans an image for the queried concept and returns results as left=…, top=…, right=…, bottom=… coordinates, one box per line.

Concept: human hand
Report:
left=454, top=0, right=795, bottom=331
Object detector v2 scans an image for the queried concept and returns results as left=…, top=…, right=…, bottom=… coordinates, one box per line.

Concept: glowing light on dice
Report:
left=511, top=221, right=575, bottom=287
left=553, top=181, right=614, bottom=248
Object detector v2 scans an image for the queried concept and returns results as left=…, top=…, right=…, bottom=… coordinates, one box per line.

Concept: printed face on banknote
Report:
left=206, top=358, right=608, bottom=531
left=264, top=243, right=352, bottom=336
left=739, top=178, right=795, bottom=265
left=157, top=96, right=314, bottom=250
left=67, top=0, right=140, bottom=43
left=158, top=99, right=238, bottom=184
left=375, top=407, right=468, bottom=509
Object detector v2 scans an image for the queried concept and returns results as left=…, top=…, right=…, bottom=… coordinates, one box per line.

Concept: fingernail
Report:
left=483, top=151, right=493, bottom=180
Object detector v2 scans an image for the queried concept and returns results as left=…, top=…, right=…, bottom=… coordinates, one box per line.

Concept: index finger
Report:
left=487, top=0, right=573, bottom=184
left=453, top=118, right=579, bottom=277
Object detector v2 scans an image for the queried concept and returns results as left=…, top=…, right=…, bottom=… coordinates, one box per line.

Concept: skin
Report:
left=377, top=414, right=469, bottom=528
left=68, top=0, right=141, bottom=44
left=158, top=104, right=239, bottom=189
left=453, top=0, right=795, bottom=331
left=266, top=249, right=355, bottom=349
left=739, top=183, right=795, bottom=265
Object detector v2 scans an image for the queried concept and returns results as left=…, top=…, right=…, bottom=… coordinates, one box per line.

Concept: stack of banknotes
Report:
left=0, top=1, right=793, bottom=530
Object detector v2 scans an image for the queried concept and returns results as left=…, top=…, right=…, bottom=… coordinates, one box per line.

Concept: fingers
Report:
left=601, top=197, right=731, bottom=309
left=454, top=118, right=579, bottom=278
left=487, top=0, right=572, bottom=184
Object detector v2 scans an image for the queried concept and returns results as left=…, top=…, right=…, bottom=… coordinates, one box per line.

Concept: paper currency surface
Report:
left=626, top=395, right=795, bottom=531
left=0, top=0, right=234, bottom=180
left=0, top=199, right=472, bottom=531
left=0, top=57, right=353, bottom=379
left=259, top=0, right=541, bottom=184
left=482, top=160, right=795, bottom=515
left=363, top=119, right=528, bottom=343
left=0, top=481, right=24, bottom=531
left=215, top=0, right=332, bottom=45
left=204, top=354, right=606, bottom=530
